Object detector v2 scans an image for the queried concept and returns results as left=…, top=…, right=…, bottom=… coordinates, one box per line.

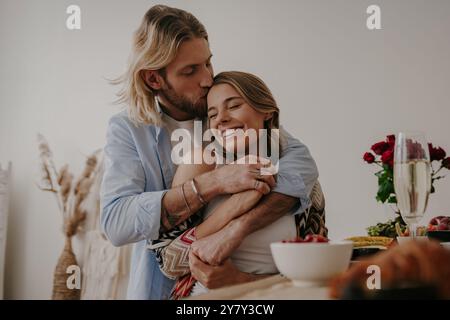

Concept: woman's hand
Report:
left=191, top=219, right=245, bottom=266
left=200, top=155, right=276, bottom=197
left=189, top=251, right=252, bottom=289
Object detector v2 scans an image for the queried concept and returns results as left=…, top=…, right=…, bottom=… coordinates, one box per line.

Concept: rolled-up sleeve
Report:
left=100, top=115, right=165, bottom=247
left=272, top=127, right=319, bottom=215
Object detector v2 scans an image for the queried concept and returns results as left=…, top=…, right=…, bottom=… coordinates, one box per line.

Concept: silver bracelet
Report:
left=191, top=178, right=206, bottom=206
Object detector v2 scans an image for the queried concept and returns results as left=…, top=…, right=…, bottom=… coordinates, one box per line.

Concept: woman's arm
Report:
left=159, top=189, right=263, bottom=278
left=159, top=152, right=268, bottom=278
left=171, top=150, right=265, bottom=238
left=195, top=189, right=262, bottom=238
left=171, top=150, right=215, bottom=187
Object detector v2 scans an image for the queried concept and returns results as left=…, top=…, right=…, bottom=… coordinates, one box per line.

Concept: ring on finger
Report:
left=251, top=169, right=262, bottom=179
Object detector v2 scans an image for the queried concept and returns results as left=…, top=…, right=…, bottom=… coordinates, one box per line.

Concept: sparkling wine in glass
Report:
left=393, top=132, right=431, bottom=238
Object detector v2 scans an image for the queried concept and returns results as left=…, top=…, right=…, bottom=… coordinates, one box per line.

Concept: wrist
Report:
left=196, top=170, right=221, bottom=201
left=236, top=272, right=268, bottom=284
left=227, top=218, right=248, bottom=241
left=236, top=271, right=253, bottom=284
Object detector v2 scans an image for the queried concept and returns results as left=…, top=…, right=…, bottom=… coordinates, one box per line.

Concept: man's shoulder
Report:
left=110, top=109, right=129, bottom=121
left=108, top=110, right=160, bottom=134
left=108, top=110, right=134, bottom=128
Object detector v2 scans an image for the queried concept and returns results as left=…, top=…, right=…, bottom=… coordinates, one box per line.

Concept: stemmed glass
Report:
left=393, top=132, right=431, bottom=238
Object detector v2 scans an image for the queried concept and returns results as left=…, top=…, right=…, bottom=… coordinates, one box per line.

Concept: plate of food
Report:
left=345, top=236, right=394, bottom=260
left=426, top=216, right=450, bottom=242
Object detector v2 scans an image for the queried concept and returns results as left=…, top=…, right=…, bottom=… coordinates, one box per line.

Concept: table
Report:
left=188, top=274, right=331, bottom=300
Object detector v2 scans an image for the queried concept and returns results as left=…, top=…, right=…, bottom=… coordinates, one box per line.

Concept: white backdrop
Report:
left=1, top=0, right=449, bottom=299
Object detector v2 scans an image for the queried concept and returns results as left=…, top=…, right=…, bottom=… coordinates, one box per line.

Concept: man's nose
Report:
left=199, top=65, right=213, bottom=88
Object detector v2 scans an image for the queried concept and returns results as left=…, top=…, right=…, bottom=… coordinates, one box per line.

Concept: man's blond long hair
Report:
left=113, top=5, right=208, bottom=126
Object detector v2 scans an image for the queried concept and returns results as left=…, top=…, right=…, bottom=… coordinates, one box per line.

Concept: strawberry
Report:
left=437, top=223, right=449, bottom=231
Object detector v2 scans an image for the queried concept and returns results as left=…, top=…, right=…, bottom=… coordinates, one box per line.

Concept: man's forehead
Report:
left=172, top=38, right=212, bottom=68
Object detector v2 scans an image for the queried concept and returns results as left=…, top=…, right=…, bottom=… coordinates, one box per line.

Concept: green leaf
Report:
left=375, top=170, right=384, bottom=178
left=367, top=219, right=398, bottom=237
left=377, top=181, right=390, bottom=203
left=376, top=174, right=395, bottom=203
left=387, top=195, right=397, bottom=203
left=383, top=165, right=393, bottom=176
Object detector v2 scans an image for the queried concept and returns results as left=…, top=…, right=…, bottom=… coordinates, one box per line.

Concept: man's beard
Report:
left=158, top=81, right=207, bottom=118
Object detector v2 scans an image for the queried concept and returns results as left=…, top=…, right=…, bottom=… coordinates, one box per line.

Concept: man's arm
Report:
left=160, top=163, right=274, bottom=232
left=192, top=192, right=297, bottom=265
left=157, top=190, right=263, bottom=279
left=100, top=115, right=216, bottom=246
left=101, top=115, right=274, bottom=246
left=192, top=128, right=319, bottom=265
left=101, top=114, right=166, bottom=246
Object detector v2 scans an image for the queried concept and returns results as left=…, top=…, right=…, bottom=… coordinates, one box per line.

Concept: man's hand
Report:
left=191, top=220, right=244, bottom=266
left=189, top=251, right=247, bottom=289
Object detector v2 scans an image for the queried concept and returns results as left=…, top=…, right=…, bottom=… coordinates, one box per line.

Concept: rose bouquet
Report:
left=363, top=134, right=450, bottom=237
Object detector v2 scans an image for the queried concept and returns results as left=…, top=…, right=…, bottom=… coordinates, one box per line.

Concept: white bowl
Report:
left=270, top=241, right=353, bottom=287
left=396, top=236, right=428, bottom=245
left=441, top=242, right=450, bottom=251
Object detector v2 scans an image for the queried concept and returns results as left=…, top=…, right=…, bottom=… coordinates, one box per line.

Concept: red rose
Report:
left=381, top=149, right=394, bottom=167
left=387, top=134, right=395, bottom=149
left=371, top=141, right=389, bottom=155
left=428, top=143, right=446, bottom=161
left=443, top=157, right=450, bottom=170
left=363, top=152, right=375, bottom=164
left=407, top=140, right=425, bottom=159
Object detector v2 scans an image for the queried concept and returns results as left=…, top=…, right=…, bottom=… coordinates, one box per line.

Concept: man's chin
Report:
left=192, top=101, right=207, bottom=118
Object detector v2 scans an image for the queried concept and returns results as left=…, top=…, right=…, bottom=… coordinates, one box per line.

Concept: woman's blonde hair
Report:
left=212, top=71, right=282, bottom=154
left=113, top=5, right=208, bottom=126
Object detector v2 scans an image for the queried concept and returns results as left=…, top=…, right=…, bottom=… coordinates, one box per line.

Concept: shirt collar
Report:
left=155, top=98, right=164, bottom=139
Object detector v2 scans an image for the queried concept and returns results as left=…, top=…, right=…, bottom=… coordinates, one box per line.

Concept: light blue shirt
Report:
left=100, top=109, right=318, bottom=300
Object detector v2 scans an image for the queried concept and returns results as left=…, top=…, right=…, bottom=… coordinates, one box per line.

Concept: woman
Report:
left=150, top=71, right=326, bottom=298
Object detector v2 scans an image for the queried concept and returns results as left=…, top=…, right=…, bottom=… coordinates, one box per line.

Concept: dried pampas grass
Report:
left=37, top=134, right=102, bottom=299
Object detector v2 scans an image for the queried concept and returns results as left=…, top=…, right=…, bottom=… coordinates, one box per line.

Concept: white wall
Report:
left=1, top=0, right=449, bottom=299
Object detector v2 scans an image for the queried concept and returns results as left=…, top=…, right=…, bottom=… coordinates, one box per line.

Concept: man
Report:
left=101, top=5, right=318, bottom=299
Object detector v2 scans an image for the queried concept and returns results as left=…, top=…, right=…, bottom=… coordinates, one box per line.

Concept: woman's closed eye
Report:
left=208, top=113, right=217, bottom=119
left=228, top=104, right=241, bottom=110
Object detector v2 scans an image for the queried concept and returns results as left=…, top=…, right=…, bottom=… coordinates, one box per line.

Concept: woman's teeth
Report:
left=223, top=128, right=244, bottom=139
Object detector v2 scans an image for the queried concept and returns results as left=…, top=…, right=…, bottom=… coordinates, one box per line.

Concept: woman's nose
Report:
left=216, top=109, right=230, bottom=123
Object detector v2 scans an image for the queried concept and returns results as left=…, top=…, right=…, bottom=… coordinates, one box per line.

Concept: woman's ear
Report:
left=141, top=70, right=162, bottom=90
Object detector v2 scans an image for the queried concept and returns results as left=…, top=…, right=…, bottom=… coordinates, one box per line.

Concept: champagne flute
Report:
left=393, top=132, right=431, bottom=238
